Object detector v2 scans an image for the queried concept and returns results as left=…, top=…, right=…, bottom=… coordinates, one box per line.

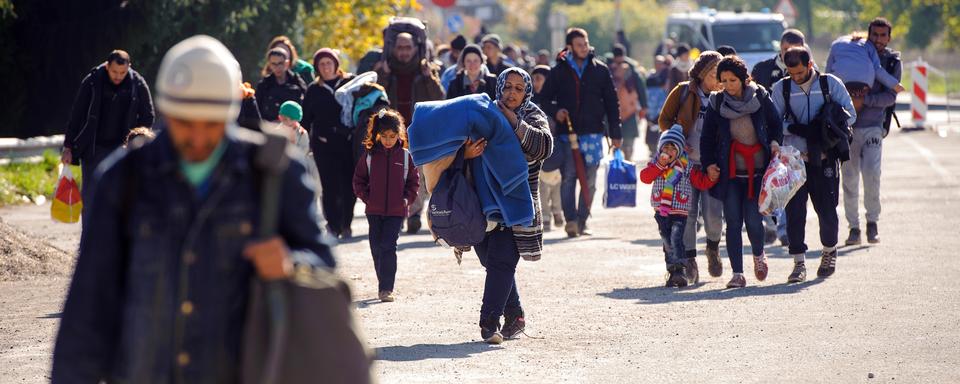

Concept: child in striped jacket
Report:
left=640, top=124, right=718, bottom=287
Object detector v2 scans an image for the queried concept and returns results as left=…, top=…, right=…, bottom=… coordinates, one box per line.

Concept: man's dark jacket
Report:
left=534, top=51, right=622, bottom=139
left=52, top=128, right=335, bottom=383
left=64, top=64, right=155, bottom=165
left=256, top=70, right=307, bottom=122
left=751, top=54, right=785, bottom=90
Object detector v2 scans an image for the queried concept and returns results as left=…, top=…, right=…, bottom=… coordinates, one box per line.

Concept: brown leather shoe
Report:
left=726, top=274, right=746, bottom=288
left=753, top=252, right=768, bottom=281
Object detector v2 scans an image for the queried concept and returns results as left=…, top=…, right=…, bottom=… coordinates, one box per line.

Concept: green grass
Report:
left=0, top=150, right=81, bottom=206
left=901, top=68, right=960, bottom=97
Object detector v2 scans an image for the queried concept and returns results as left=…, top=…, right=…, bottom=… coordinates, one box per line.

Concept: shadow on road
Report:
left=544, top=236, right=616, bottom=245
left=38, top=312, right=61, bottom=319
left=337, top=234, right=369, bottom=244
left=375, top=342, right=501, bottom=361
left=354, top=298, right=386, bottom=309
left=397, top=239, right=439, bottom=251
left=629, top=238, right=663, bottom=247
left=598, top=278, right=825, bottom=304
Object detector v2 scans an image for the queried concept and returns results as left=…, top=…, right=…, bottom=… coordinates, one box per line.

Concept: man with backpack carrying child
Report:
left=770, top=46, right=857, bottom=283
left=840, top=17, right=901, bottom=246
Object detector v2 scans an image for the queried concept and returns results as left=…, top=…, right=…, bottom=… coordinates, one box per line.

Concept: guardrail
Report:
left=0, top=135, right=63, bottom=165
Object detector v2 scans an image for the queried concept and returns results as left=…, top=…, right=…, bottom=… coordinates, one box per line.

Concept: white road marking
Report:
left=902, top=135, right=959, bottom=184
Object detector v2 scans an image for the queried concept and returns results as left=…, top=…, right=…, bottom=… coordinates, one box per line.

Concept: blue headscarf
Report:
left=495, top=67, right=544, bottom=124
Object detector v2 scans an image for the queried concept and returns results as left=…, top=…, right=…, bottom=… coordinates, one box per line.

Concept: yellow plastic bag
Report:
left=51, top=164, right=83, bottom=223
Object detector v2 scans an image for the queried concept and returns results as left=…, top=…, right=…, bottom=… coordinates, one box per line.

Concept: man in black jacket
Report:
left=752, top=29, right=807, bottom=90
left=61, top=49, right=155, bottom=219
left=256, top=47, right=307, bottom=122
left=535, top=28, right=622, bottom=237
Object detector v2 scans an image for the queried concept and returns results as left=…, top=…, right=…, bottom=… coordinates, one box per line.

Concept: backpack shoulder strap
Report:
left=819, top=74, right=831, bottom=104
left=781, top=79, right=797, bottom=123
left=402, top=148, right=410, bottom=182
left=884, top=55, right=901, bottom=74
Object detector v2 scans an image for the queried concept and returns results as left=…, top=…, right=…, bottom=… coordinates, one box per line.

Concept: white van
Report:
left=665, top=9, right=787, bottom=70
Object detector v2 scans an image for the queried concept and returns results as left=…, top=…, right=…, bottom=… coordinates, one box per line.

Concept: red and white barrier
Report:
left=911, top=58, right=929, bottom=127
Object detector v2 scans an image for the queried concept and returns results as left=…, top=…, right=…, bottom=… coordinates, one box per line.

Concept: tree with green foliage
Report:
left=858, top=0, right=960, bottom=50
left=0, top=0, right=420, bottom=139
left=303, top=0, right=418, bottom=67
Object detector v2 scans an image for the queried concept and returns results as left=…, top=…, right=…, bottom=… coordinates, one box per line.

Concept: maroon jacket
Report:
left=352, top=142, right=420, bottom=217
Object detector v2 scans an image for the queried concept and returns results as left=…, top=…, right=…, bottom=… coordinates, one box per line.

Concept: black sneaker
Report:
left=501, top=307, right=526, bottom=339
left=666, top=267, right=688, bottom=288
left=705, top=240, right=722, bottom=277
left=817, top=249, right=837, bottom=277
left=845, top=228, right=861, bottom=246
left=867, top=222, right=880, bottom=244
left=406, top=215, right=421, bottom=234
left=479, top=316, right=503, bottom=344
left=787, top=261, right=806, bottom=283
left=684, top=257, right=699, bottom=284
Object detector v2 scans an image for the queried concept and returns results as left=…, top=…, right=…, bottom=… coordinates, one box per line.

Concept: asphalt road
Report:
left=1, top=128, right=958, bottom=383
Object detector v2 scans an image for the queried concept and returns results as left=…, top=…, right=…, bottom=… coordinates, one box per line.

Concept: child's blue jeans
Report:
left=655, top=214, right=688, bottom=270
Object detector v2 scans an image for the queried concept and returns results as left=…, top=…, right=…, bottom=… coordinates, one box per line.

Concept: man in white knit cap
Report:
left=52, top=35, right=335, bottom=382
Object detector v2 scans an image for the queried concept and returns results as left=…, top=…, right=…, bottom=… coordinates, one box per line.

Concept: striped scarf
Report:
left=659, top=154, right=689, bottom=216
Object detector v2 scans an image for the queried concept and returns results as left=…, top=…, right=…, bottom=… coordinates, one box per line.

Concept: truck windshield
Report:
left=711, top=22, right=784, bottom=53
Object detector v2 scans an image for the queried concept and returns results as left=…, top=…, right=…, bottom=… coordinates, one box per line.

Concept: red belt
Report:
left=729, top=141, right=763, bottom=199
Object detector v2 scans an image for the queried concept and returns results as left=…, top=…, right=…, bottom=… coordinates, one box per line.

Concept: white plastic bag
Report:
left=758, top=146, right=806, bottom=216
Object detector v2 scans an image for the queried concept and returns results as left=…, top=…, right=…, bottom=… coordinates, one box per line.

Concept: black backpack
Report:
left=428, top=148, right=487, bottom=247
left=782, top=74, right=852, bottom=162
left=382, top=17, right=427, bottom=61
left=881, top=55, right=902, bottom=138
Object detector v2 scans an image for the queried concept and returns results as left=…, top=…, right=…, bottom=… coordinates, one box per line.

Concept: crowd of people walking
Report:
left=50, top=13, right=902, bottom=380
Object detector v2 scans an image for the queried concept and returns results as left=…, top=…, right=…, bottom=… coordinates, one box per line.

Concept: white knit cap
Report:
left=156, top=35, right=241, bottom=122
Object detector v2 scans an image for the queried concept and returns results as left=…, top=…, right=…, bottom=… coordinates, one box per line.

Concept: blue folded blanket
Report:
left=408, top=94, right=534, bottom=226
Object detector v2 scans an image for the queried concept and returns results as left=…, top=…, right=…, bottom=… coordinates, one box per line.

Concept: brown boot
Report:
left=705, top=240, right=722, bottom=277
left=684, top=253, right=699, bottom=284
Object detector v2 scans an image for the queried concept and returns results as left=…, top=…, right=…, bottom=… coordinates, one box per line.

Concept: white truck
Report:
left=665, top=9, right=787, bottom=70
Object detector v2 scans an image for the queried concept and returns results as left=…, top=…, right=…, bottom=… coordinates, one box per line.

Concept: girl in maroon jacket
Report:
left=353, top=109, right=420, bottom=302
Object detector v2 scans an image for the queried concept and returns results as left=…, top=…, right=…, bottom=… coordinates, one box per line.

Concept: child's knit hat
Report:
left=279, top=100, right=302, bottom=122
left=658, top=124, right=686, bottom=155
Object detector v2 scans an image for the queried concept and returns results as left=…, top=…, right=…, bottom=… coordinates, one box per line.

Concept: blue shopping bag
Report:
left=603, top=149, right=638, bottom=208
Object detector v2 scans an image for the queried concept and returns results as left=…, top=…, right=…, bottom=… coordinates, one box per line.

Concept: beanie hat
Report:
left=658, top=124, right=686, bottom=156
left=279, top=101, right=303, bottom=122
left=313, top=48, right=340, bottom=72
left=481, top=34, right=502, bottom=50
left=532, top=65, right=551, bottom=78
left=459, top=44, right=485, bottom=67
left=156, top=35, right=241, bottom=122
left=451, top=34, right=467, bottom=51
left=689, top=51, right=722, bottom=80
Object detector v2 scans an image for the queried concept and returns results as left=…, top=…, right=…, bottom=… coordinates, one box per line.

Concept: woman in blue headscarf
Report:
left=465, top=67, right=554, bottom=344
